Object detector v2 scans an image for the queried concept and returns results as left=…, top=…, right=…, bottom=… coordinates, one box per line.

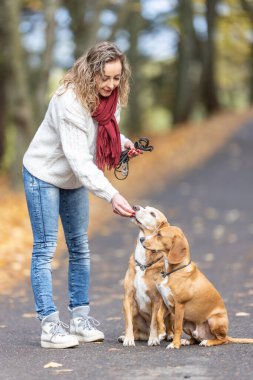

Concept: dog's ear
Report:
left=168, top=234, right=188, bottom=264
left=160, top=219, right=170, bottom=228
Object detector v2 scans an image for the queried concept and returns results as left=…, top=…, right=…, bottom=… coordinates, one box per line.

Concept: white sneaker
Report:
left=41, top=311, right=79, bottom=349
left=69, top=306, right=104, bottom=343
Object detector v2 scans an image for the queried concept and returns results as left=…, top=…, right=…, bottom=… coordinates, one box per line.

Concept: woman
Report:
left=23, top=41, right=140, bottom=349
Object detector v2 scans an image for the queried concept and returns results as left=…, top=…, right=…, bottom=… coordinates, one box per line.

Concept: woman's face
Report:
left=97, top=59, right=122, bottom=97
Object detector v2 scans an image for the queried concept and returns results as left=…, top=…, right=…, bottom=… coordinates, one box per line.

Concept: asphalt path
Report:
left=1, top=121, right=253, bottom=380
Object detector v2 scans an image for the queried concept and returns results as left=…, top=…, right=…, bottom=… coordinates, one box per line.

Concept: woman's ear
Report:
left=168, top=235, right=188, bottom=264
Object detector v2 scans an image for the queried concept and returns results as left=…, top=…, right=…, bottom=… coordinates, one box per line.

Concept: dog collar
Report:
left=135, top=256, right=163, bottom=272
left=161, top=260, right=192, bottom=278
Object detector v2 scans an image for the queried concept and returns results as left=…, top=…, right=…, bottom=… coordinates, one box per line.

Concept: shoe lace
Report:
left=78, top=315, right=100, bottom=331
left=50, top=321, right=69, bottom=337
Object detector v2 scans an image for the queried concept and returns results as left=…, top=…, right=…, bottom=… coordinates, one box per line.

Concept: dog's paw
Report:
left=166, top=333, right=174, bottom=342
left=166, top=342, right=175, bottom=349
left=123, top=336, right=135, bottom=347
left=118, top=335, right=125, bottom=343
left=180, top=338, right=190, bottom=346
left=199, top=340, right=209, bottom=347
left=148, top=337, right=160, bottom=346
left=158, top=332, right=166, bottom=342
left=166, top=341, right=180, bottom=349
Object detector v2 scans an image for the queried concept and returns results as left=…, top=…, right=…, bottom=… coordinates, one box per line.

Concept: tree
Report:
left=62, top=0, right=105, bottom=58
left=172, top=0, right=199, bottom=124
left=241, top=0, right=253, bottom=102
left=4, top=0, right=35, bottom=184
left=0, top=2, right=8, bottom=163
left=35, top=0, right=60, bottom=120
left=199, top=0, right=220, bottom=113
left=120, top=1, right=146, bottom=134
left=1, top=0, right=58, bottom=185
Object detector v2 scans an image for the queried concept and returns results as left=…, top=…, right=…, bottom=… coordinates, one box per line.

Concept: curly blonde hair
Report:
left=60, top=41, right=131, bottom=113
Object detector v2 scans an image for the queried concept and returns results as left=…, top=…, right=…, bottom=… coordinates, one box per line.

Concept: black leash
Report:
left=161, top=260, right=192, bottom=279
left=114, top=137, right=154, bottom=180
left=135, top=255, right=163, bottom=272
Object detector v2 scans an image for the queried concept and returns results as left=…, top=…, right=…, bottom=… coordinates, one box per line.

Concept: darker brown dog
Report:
left=141, top=225, right=253, bottom=349
left=118, top=205, right=171, bottom=346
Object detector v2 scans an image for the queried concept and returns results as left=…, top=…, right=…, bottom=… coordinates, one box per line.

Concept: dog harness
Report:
left=135, top=255, right=163, bottom=272
left=161, top=260, right=192, bottom=278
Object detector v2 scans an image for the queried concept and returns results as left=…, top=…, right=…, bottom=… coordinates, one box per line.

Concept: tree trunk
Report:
left=0, top=2, right=8, bottom=164
left=199, top=0, right=220, bottom=113
left=63, top=0, right=104, bottom=59
left=36, top=0, right=59, bottom=121
left=4, top=0, right=35, bottom=186
left=241, top=0, right=253, bottom=102
left=120, top=1, right=144, bottom=135
left=172, top=0, right=199, bottom=124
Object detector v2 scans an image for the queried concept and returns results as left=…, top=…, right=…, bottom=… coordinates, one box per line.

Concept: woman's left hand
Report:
left=124, top=140, right=143, bottom=158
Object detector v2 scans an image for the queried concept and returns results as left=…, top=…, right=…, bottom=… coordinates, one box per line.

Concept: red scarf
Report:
left=93, top=88, right=121, bottom=171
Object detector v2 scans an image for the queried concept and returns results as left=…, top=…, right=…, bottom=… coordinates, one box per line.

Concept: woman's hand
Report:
left=124, top=140, right=143, bottom=158
left=111, top=193, right=135, bottom=217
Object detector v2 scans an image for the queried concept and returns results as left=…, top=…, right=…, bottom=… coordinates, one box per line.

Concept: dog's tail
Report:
left=227, top=336, right=253, bottom=344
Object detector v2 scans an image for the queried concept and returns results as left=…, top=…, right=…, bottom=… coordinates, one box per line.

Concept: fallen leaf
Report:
left=213, top=225, right=226, bottom=240
left=235, top=312, right=250, bottom=317
left=225, top=210, right=240, bottom=223
left=114, top=249, right=125, bottom=258
left=55, top=369, right=73, bottom=374
left=227, top=233, right=238, bottom=244
left=22, top=313, right=36, bottom=318
left=204, top=208, right=219, bottom=220
left=108, top=348, right=121, bottom=351
left=204, top=253, right=214, bottom=262
left=244, top=282, right=253, bottom=288
left=234, top=292, right=247, bottom=298
left=106, top=317, right=121, bottom=321
left=44, top=362, right=63, bottom=369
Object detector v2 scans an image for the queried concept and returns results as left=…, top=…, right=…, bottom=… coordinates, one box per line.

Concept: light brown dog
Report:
left=141, top=225, right=253, bottom=349
left=118, top=205, right=171, bottom=346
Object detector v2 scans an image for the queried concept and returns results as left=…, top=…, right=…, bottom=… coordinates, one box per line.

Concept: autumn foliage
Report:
left=1, top=109, right=253, bottom=295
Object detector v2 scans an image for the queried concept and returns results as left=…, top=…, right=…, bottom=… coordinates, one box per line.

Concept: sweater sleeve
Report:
left=59, top=119, right=119, bottom=202
left=120, top=134, right=132, bottom=150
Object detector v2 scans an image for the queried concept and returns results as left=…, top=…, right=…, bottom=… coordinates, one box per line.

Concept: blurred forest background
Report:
left=1, top=0, right=253, bottom=294
left=1, top=0, right=253, bottom=184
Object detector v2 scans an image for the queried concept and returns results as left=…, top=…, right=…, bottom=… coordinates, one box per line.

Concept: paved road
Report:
left=1, top=121, right=253, bottom=380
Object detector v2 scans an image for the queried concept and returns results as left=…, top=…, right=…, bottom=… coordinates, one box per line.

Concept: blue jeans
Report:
left=22, top=166, right=90, bottom=319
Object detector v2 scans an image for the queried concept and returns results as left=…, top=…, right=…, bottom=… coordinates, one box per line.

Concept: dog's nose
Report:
left=133, top=205, right=140, bottom=211
left=140, top=237, right=145, bottom=244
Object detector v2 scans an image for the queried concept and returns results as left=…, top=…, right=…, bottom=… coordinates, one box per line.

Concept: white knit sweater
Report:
left=23, top=87, right=130, bottom=202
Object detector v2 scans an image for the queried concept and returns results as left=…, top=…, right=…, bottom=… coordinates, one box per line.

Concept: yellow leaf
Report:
left=22, top=313, right=36, bottom=318
left=44, top=362, right=63, bottom=369
left=108, top=348, right=121, bottom=351
left=106, top=317, right=121, bottom=321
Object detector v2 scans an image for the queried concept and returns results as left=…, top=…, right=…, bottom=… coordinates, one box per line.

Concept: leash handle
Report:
left=134, top=137, right=154, bottom=152
left=114, top=137, right=154, bottom=180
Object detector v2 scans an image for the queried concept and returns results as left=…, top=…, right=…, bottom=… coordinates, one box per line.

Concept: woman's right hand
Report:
left=111, top=193, right=135, bottom=217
